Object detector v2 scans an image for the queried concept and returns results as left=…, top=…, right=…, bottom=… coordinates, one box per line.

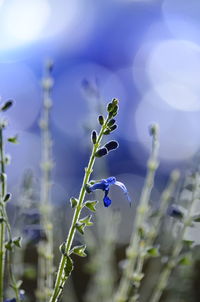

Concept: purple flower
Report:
left=87, top=176, right=131, bottom=207
left=167, top=204, right=184, bottom=220
left=4, top=299, right=16, bottom=302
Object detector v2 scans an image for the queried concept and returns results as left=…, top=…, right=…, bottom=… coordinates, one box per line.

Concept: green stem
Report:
left=115, top=127, right=159, bottom=302
left=49, top=117, right=109, bottom=302
left=37, top=67, right=54, bottom=302
left=0, top=127, right=5, bottom=302
left=149, top=173, right=199, bottom=302
left=129, top=170, right=180, bottom=302
left=0, top=126, right=21, bottom=302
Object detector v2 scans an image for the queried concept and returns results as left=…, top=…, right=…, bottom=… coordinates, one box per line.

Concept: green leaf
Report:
left=72, top=245, right=87, bottom=257
left=84, top=200, right=98, bottom=212
left=64, top=256, right=73, bottom=278
left=192, top=213, right=200, bottom=222
left=0, top=217, right=5, bottom=223
left=7, top=135, right=18, bottom=144
left=3, top=193, right=12, bottom=202
left=183, top=240, right=194, bottom=248
left=0, top=100, right=13, bottom=111
left=147, top=247, right=160, bottom=257
left=132, top=272, right=144, bottom=282
left=16, top=280, right=23, bottom=288
left=59, top=242, right=66, bottom=255
left=5, top=240, right=13, bottom=251
left=70, top=197, right=78, bottom=208
left=13, top=236, right=22, bottom=248
left=178, top=255, right=192, bottom=266
left=79, top=215, right=93, bottom=226
left=75, top=222, right=86, bottom=235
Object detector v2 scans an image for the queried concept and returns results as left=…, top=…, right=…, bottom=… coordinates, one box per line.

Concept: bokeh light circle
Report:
left=133, top=90, right=200, bottom=162
left=0, top=62, right=41, bottom=131
left=0, top=0, right=50, bottom=49
left=162, top=0, right=200, bottom=43
left=147, top=40, right=200, bottom=111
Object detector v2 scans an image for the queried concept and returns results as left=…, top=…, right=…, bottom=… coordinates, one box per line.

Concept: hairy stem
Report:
left=0, top=126, right=6, bottom=302
left=129, top=170, right=180, bottom=302
left=50, top=117, right=109, bottom=302
left=149, top=173, right=199, bottom=302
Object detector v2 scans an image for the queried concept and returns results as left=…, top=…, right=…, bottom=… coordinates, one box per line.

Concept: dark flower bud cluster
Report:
left=92, top=98, right=119, bottom=158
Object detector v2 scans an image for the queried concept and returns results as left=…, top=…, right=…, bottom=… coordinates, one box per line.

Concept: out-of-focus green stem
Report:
left=129, top=169, right=180, bottom=302
left=0, top=126, right=6, bottom=302
left=37, top=62, right=54, bottom=301
left=149, top=173, right=199, bottom=302
left=115, top=125, right=160, bottom=302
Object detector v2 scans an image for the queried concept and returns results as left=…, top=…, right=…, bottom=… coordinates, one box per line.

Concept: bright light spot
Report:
left=0, top=62, right=41, bottom=130
left=154, top=82, right=200, bottom=112
left=147, top=40, right=200, bottom=111
left=0, top=0, right=50, bottom=48
left=0, top=0, right=4, bottom=8
left=133, top=90, right=200, bottom=162
left=162, top=0, right=200, bottom=43
left=133, top=42, right=154, bottom=94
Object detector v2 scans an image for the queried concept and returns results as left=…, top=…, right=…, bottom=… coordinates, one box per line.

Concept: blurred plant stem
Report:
left=85, top=209, right=120, bottom=302
left=49, top=97, right=118, bottom=301
left=149, top=172, right=200, bottom=302
left=0, top=114, right=21, bottom=302
left=114, top=124, right=160, bottom=302
left=36, top=61, right=54, bottom=301
left=129, top=169, right=180, bottom=302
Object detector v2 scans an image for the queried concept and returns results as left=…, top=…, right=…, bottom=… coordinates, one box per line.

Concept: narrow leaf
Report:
left=1, top=100, right=13, bottom=111
left=64, top=256, right=73, bottom=277
left=70, top=197, right=78, bottom=208
left=84, top=200, right=98, bottom=212
left=13, top=237, right=22, bottom=248
left=72, top=245, right=87, bottom=257
left=147, top=247, right=160, bottom=257
left=79, top=215, right=93, bottom=226
left=8, top=135, right=18, bottom=144
left=75, top=222, right=86, bottom=235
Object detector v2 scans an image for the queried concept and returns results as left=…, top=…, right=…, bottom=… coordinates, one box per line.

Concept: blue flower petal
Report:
left=88, top=180, right=108, bottom=192
left=87, top=176, right=130, bottom=207
left=103, top=195, right=112, bottom=207
left=4, top=299, right=16, bottom=302
left=114, top=181, right=131, bottom=204
left=106, top=176, right=116, bottom=185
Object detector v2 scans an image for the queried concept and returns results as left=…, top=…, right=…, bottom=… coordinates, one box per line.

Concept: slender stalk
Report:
left=0, top=126, right=6, bottom=302
left=149, top=173, right=199, bottom=302
left=129, top=170, right=180, bottom=302
left=114, top=125, right=159, bottom=302
left=50, top=116, right=110, bottom=302
left=37, top=62, right=54, bottom=301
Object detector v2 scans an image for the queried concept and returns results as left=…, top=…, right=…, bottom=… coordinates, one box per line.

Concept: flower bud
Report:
left=91, top=130, right=97, bottom=144
left=104, top=140, right=119, bottom=151
left=98, top=115, right=104, bottom=126
left=95, top=147, right=108, bottom=157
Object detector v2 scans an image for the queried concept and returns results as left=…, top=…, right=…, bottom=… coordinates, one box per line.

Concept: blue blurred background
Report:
left=0, top=0, right=200, bottom=210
